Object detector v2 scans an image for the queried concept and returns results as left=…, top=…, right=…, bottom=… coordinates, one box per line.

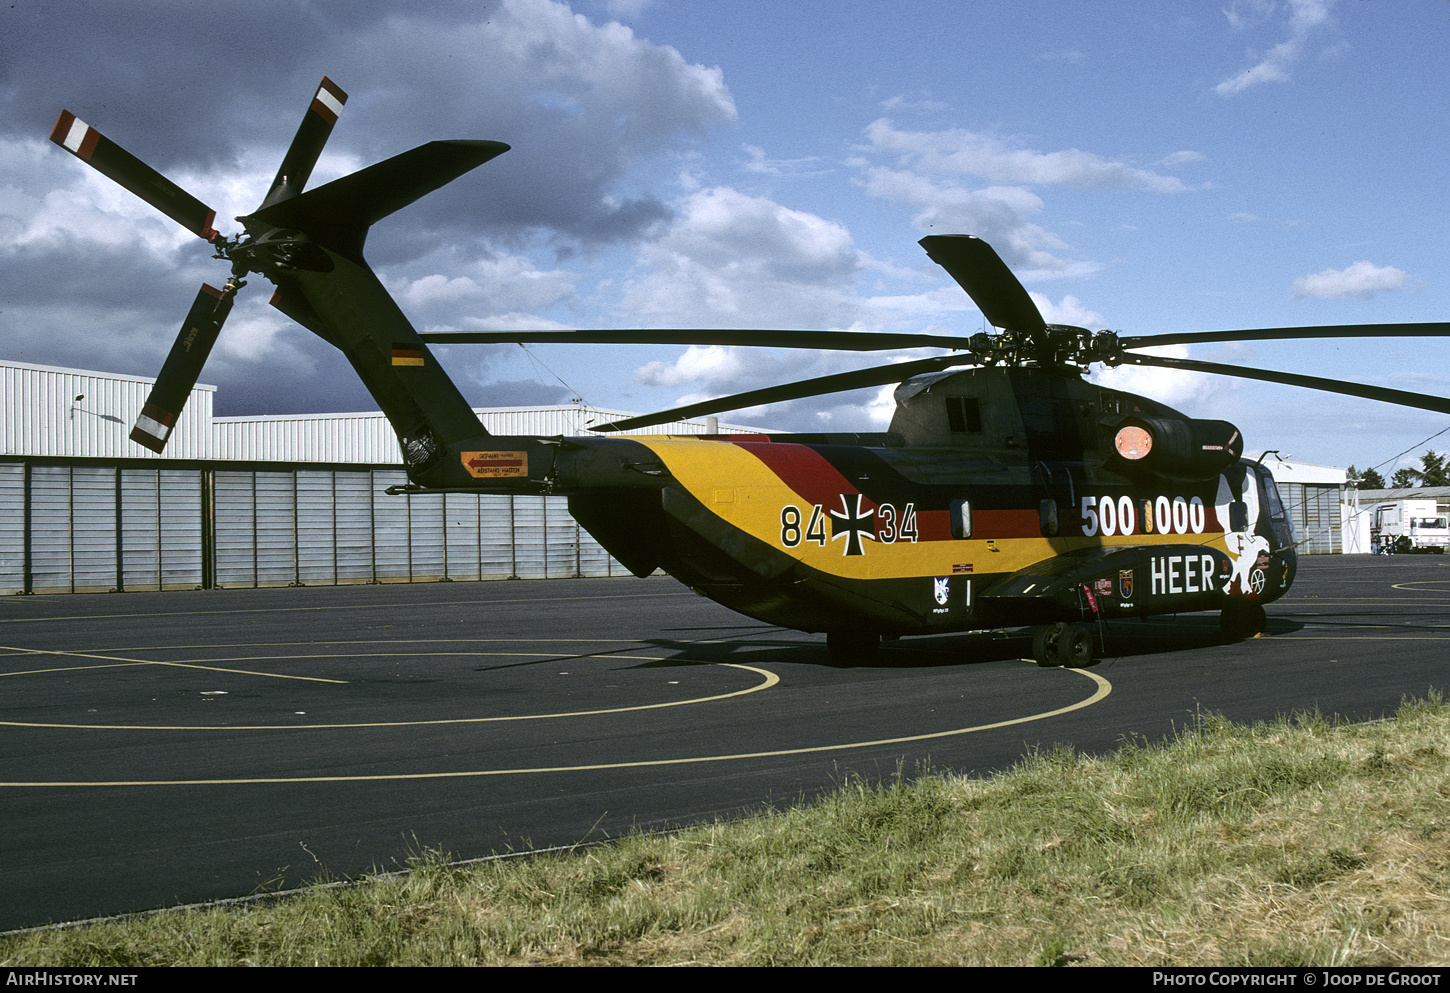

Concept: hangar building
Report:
left=2, top=359, right=1352, bottom=595
left=0, top=358, right=758, bottom=595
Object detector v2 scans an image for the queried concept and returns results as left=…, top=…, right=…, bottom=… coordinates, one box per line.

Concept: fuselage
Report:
left=270, top=209, right=1297, bottom=641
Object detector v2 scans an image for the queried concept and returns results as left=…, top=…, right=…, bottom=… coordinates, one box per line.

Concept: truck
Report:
left=1371, top=498, right=1450, bottom=554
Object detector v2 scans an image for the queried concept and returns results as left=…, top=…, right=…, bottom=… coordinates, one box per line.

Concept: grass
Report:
left=3, top=694, right=1447, bottom=966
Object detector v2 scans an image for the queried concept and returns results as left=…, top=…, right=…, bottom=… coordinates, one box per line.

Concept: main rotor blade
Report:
left=419, top=328, right=972, bottom=351
left=919, top=235, right=1046, bottom=335
left=1121, top=322, right=1450, bottom=350
left=130, top=283, right=236, bottom=453
left=1116, top=352, right=1450, bottom=416
left=259, top=76, right=349, bottom=209
left=589, top=355, right=977, bottom=432
left=50, top=111, right=218, bottom=241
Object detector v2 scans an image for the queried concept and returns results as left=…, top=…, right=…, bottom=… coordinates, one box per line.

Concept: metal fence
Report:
left=0, top=461, right=624, bottom=594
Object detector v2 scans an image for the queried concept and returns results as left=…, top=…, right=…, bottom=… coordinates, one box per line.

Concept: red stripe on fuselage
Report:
left=730, top=441, right=1041, bottom=542
left=732, top=442, right=858, bottom=508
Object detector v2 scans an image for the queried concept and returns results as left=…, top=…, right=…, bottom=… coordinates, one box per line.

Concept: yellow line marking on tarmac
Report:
left=0, top=658, right=778, bottom=731
left=1269, top=635, right=1450, bottom=641
left=0, top=666, right=1109, bottom=786
left=0, top=662, right=141, bottom=677
left=0, top=591, right=694, bottom=626
left=0, top=646, right=348, bottom=685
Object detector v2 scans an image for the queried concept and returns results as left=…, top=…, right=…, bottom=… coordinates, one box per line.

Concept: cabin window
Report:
left=951, top=499, right=972, bottom=539
left=1039, top=498, right=1059, bottom=537
left=945, top=396, right=982, bottom=433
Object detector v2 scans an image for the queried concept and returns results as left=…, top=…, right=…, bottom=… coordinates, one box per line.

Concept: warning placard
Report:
left=461, top=451, right=528, bottom=478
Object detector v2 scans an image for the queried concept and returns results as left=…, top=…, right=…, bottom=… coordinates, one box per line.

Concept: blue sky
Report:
left=3, top=0, right=1447, bottom=476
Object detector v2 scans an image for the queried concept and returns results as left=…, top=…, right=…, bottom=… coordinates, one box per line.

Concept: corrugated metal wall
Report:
left=212, top=405, right=763, bottom=464
left=1279, top=482, right=1342, bottom=554
left=1, top=361, right=215, bottom=460
left=0, top=461, right=624, bottom=595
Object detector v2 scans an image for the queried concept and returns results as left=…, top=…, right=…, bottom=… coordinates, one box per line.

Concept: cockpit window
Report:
left=1262, top=476, right=1286, bottom=520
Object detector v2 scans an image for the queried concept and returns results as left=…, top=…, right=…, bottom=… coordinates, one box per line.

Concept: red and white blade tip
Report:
left=310, top=77, right=348, bottom=124
left=50, top=110, right=99, bottom=160
left=130, top=402, right=175, bottom=453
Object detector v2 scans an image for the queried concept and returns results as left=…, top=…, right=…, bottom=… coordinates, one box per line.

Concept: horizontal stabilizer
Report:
left=245, top=139, right=509, bottom=262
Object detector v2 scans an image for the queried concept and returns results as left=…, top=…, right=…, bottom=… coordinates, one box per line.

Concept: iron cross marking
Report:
left=830, top=493, right=875, bottom=557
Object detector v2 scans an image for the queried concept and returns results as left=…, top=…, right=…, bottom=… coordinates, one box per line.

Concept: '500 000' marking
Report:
left=1081, top=495, right=1206, bottom=537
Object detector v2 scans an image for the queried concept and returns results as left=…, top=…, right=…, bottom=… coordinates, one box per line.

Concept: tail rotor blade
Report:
left=130, top=283, right=236, bottom=453
left=50, top=111, right=218, bottom=241
left=259, top=76, right=349, bottom=209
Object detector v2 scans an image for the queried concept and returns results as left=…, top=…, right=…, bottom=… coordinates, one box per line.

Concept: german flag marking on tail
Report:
left=391, top=344, right=426, bottom=367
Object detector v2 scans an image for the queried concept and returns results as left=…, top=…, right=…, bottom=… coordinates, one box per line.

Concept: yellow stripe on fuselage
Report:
left=632, top=437, right=1230, bottom=581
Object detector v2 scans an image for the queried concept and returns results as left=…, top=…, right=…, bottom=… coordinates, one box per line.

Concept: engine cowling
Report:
left=1104, top=415, right=1243, bottom=482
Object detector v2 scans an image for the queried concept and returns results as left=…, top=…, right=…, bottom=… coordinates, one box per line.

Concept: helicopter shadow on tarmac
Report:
left=547, top=612, right=1312, bottom=675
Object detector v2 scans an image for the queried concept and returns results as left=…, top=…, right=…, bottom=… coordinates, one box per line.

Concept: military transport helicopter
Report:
left=50, top=77, right=1450, bottom=666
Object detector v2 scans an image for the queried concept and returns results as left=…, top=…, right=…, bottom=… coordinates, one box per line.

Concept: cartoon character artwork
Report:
left=1215, top=472, right=1271, bottom=596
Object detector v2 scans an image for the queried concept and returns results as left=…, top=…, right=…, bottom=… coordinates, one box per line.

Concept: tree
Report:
left=1392, top=468, right=1420, bottom=489
left=1348, top=465, right=1385, bottom=489
left=1418, top=450, right=1450, bottom=487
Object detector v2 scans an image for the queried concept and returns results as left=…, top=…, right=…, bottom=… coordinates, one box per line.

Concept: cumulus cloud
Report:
left=1090, top=344, right=1237, bottom=412
left=858, top=120, right=1191, bottom=274
left=1215, top=0, right=1338, bottom=97
left=621, top=185, right=866, bottom=327
left=864, top=120, right=1190, bottom=193
left=1292, top=261, right=1411, bottom=299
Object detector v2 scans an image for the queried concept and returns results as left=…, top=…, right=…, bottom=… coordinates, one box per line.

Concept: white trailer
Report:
left=1371, top=499, right=1450, bottom=554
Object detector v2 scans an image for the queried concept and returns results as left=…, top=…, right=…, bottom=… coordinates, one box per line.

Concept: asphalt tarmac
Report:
left=2, top=555, right=1447, bottom=930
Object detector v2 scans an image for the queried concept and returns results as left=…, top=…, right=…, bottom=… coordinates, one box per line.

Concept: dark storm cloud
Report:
left=3, top=0, right=736, bottom=413
left=206, top=336, right=387, bottom=416
left=2, top=0, right=732, bottom=242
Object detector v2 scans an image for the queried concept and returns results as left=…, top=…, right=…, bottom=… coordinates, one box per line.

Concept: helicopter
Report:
left=50, top=77, right=1450, bottom=666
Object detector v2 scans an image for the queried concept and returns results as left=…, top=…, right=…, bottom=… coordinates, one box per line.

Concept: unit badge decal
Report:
left=1118, top=568, right=1134, bottom=599
left=933, top=576, right=949, bottom=605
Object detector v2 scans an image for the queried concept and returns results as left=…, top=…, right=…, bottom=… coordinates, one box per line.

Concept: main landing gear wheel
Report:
left=827, top=630, right=880, bottom=664
left=1220, top=599, right=1267, bottom=641
left=1032, top=621, right=1094, bottom=668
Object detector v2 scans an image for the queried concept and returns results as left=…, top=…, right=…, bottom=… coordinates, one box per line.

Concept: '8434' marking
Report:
left=780, top=496, right=917, bottom=556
